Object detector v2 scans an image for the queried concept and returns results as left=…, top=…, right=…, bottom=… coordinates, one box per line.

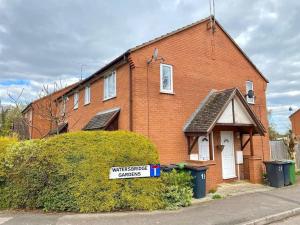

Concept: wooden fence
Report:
left=296, top=144, right=300, bottom=169
left=270, top=140, right=300, bottom=170
left=270, top=140, right=290, bottom=161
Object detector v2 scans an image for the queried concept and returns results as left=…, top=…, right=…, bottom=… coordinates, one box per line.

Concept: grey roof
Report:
left=183, top=88, right=266, bottom=135
left=83, top=108, right=120, bottom=131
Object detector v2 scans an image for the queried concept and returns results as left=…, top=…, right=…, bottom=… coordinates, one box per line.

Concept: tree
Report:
left=283, top=129, right=297, bottom=160
left=5, top=81, right=80, bottom=139
left=268, top=110, right=281, bottom=140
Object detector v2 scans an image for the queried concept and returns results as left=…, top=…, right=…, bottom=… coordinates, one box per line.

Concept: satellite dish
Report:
left=153, top=48, right=158, bottom=61
left=247, top=90, right=254, bottom=98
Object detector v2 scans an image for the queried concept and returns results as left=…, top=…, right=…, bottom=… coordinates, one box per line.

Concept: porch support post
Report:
left=249, top=128, right=254, bottom=156
left=240, top=133, right=243, bottom=150
left=209, top=132, right=213, bottom=160
left=187, top=136, right=198, bottom=155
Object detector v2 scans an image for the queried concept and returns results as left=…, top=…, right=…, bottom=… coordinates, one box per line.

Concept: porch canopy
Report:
left=83, top=107, right=120, bottom=131
left=49, top=122, right=68, bottom=136
left=183, top=88, right=266, bottom=157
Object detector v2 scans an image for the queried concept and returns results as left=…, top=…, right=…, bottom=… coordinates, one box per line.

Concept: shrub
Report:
left=1, top=131, right=165, bottom=212
left=161, top=170, right=193, bottom=209
left=0, top=136, right=17, bottom=177
left=2, top=140, right=50, bottom=209
left=212, top=194, right=222, bottom=199
left=0, top=131, right=194, bottom=212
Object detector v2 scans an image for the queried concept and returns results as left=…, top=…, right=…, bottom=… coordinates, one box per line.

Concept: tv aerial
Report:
left=147, top=48, right=165, bottom=64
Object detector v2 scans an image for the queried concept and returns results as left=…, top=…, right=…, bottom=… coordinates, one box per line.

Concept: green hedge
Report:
left=0, top=131, right=192, bottom=212
left=0, top=137, right=17, bottom=178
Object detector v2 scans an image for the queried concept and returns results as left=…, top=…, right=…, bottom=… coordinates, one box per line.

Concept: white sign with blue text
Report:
left=109, top=164, right=160, bottom=179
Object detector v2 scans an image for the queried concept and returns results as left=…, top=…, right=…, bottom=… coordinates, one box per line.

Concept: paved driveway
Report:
left=1, top=183, right=300, bottom=225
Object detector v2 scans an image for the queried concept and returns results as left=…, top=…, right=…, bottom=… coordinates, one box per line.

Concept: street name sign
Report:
left=109, top=164, right=160, bottom=179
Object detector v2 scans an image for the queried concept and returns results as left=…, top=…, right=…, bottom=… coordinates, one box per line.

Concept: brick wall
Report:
left=66, top=64, right=130, bottom=132
left=60, top=20, right=270, bottom=188
left=290, top=111, right=300, bottom=138
left=129, top=21, right=270, bottom=166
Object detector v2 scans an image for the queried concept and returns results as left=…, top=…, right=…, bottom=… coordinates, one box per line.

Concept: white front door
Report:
left=221, top=131, right=236, bottom=179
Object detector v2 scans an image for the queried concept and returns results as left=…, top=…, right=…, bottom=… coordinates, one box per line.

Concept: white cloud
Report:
left=234, top=26, right=257, bottom=47
left=0, top=0, right=299, bottom=134
left=268, top=91, right=300, bottom=98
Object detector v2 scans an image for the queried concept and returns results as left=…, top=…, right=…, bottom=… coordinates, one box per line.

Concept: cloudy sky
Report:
left=0, top=0, right=299, bottom=133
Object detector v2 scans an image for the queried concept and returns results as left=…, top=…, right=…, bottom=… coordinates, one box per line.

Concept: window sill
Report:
left=186, top=160, right=216, bottom=167
left=160, top=91, right=175, bottom=95
left=73, top=107, right=78, bottom=111
left=103, top=96, right=116, bottom=102
left=84, top=102, right=90, bottom=106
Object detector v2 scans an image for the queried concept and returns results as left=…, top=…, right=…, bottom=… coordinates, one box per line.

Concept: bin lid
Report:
left=185, top=165, right=208, bottom=171
left=263, top=161, right=286, bottom=165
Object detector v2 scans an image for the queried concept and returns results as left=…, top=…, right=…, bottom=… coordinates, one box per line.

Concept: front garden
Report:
left=0, top=131, right=193, bottom=212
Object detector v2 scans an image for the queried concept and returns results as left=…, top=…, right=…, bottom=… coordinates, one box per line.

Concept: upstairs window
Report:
left=74, top=92, right=79, bottom=109
left=160, top=64, right=173, bottom=94
left=104, top=71, right=116, bottom=100
left=246, top=80, right=254, bottom=104
left=84, top=85, right=91, bottom=105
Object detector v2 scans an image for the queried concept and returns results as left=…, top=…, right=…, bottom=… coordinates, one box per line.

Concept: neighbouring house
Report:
left=27, top=17, right=270, bottom=191
left=22, top=83, right=77, bottom=139
left=290, top=109, right=300, bottom=139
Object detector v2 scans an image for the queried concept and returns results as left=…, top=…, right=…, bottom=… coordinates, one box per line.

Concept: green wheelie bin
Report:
left=288, top=160, right=296, bottom=185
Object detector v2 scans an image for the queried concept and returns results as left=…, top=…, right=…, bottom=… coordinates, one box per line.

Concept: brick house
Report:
left=290, top=109, right=300, bottom=139
left=22, top=83, right=77, bottom=139
left=30, top=17, right=271, bottom=190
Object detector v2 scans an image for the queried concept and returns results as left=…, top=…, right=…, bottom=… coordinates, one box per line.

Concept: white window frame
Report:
left=74, top=92, right=79, bottom=109
left=84, top=85, right=91, bottom=105
left=160, top=64, right=173, bottom=94
left=197, top=132, right=214, bottom=161
left=198, top=135, right=210, bottom=161
left=246, top=80, right=255, bottom=104
left=103, top=71, right=116, bottom=100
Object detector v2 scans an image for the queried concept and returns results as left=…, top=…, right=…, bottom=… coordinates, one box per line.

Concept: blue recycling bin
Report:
left=264, top=161, right=285, bottom=188
left=185, top=166, right=207, bottom=199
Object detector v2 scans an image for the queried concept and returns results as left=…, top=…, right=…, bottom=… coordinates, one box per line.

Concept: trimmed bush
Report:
left=0, top=131, right=193, bottom=212
left=0, top=136, right=18, bottom=208
left=0, top=136, right=17, bottom=177
left=161, top=170, right=193, bottom=209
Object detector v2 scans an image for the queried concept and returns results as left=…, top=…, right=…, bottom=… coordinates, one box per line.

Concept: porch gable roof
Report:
left=82, top=107, right=120, bottom=131
left=183, top=88, right=266, bottom=135
left=49, top=122, right=68, bottom=136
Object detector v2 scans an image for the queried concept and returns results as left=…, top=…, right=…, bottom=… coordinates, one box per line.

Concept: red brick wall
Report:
left=66, top=64, right=130, bottom=132
left=60, top=20, right=270, bottom=188
left=27, top=84, right=77, bottom=139
left=30, top=92, right=61, bottom=139
left=290, top=111, right=300, bottom=138
left=129, top=21, right=270, bottom=165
